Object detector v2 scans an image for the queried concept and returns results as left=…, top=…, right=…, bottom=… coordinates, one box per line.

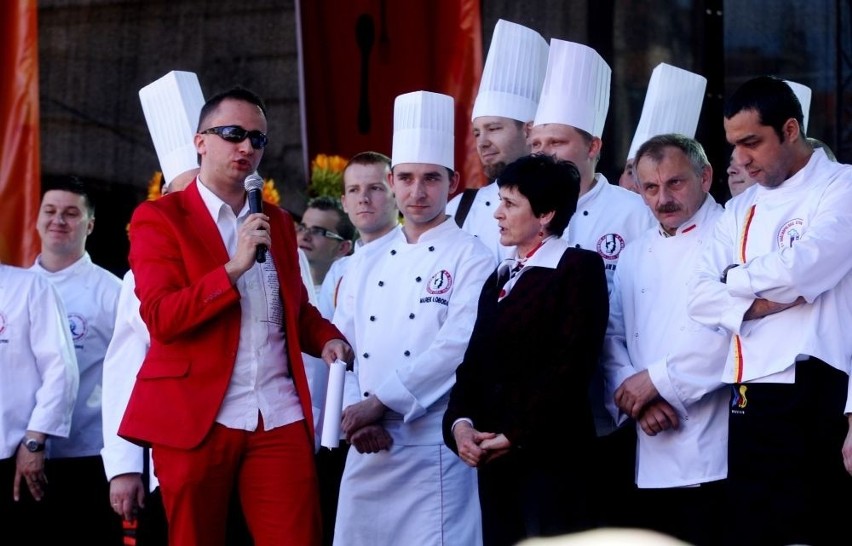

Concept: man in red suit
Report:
left=120, top=86, right=352, bottom=546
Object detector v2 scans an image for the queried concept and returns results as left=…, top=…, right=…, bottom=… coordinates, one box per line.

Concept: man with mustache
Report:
left=602, top=134, right=729, bottom=546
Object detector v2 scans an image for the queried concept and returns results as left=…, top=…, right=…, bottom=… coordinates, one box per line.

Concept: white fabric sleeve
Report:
left=101, top=272, right=149, bottom=482
left=29, top=276, right=79, bottom=438
left=726, top=173, right=852, bottom=304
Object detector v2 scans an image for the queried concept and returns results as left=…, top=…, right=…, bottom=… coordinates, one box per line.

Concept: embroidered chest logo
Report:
left=731, top=384, right=748, bottom=410
left=421, top=270, right=453, bottom=306
left=0, top=311, right=6, bottom=336
left=67, top=313, right=88, bottom=341
left=596, top=233, right=626, bottom=260
left=777, top=218, right=804, bottom=250
left=427, top=270, right=453, bottom=295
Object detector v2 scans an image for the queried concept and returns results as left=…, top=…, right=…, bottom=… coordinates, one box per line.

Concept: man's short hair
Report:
left=724, top=76, right=805, bottom=140
left=41, top=175, right=95, bottom=216
left=634, top=133, right=710, bottom=180
left=305, top=195, right=356, bottom=242
left=343, top=151, right=391, bottom=177
left=197, top=86, right=267, bottom=131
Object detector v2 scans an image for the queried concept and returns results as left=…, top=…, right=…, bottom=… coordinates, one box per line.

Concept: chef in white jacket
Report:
left=0, top=263, right=78, bottom=529
left=446, top=19, right=548, bottom=265
left=687, top=75, right=852, bottom=546
left=528, top=39, right=655, bottom=527
left=530, top=39, right=655, bottom=292
left=30, top=174, right=123, bottom=544
left=332, top=91, right=491, bottom=546
left=602, top=134, right=729, bottom=546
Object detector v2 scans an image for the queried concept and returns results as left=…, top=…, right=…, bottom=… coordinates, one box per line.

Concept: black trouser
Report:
left=315, top=442, right=349, bottom=546
left=727, top=358, right=852, bottom=546
left=0, top=456, right=49, bottom=540
left=42, top=455, right=124, bottom=545
left=634, top=479, right=727, bottom=546
left=477, top=448, right=596, bottom=546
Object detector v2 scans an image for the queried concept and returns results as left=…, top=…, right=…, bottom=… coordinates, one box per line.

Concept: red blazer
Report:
left=119, top=180, right=342, bottom=450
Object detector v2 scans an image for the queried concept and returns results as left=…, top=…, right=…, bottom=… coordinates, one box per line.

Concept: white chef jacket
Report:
left=333, top=219, right=493, bottom=446
left=100, top=270, right=159, bottom=490
left=687, top=150, right=852, bottom=411
left=310, top=232, right=399, bottom=447
left=298, top=247, right=318, bottom=307
left=562, top=173, right=657, bottom=291
left=31, top=253, right=121, bottom=458
left=0, top=264, right=78, bottom=459
left=602, top=195, right=729, bottom=488
left=565, top=174, right=656, bottom=436
left=318, top=254, right=350, bottom=321
left=332, top=219, right=489, bottom=546
left=446, top=182, right=512, bottom=265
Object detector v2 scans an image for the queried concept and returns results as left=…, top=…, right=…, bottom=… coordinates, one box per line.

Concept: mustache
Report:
left=656, top=203, right=681, bottom=214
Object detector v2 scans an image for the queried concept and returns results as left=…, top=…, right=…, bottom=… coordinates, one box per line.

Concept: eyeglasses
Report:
left=200, top=125, right=268, bottom=150
left=296, top=223, right=344, bottom=241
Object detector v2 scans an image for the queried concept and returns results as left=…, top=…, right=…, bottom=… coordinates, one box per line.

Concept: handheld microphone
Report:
left=244, top=172, right=267, bottom=263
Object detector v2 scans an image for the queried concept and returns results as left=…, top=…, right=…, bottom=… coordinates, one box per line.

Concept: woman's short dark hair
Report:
left=497, top=154, right=580, bottom=237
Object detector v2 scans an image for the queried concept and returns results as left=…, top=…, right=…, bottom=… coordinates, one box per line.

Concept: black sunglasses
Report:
left=200, top=125, right=268, bottom=150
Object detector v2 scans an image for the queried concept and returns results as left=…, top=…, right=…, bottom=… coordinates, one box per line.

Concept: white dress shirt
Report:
left=196, top=180, right=302, bottom=431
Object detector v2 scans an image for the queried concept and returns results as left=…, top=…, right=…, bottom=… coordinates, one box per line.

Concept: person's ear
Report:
left=338, top=240, right=353, bottom=257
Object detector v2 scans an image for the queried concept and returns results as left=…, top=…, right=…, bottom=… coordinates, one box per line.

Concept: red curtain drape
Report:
left=298, top=0, right=484, bottom=195
left=0, top=0, right=40, bottom=267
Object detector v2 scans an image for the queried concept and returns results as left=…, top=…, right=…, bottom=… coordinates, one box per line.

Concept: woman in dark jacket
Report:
left=443, top=154, right=609, bottom=545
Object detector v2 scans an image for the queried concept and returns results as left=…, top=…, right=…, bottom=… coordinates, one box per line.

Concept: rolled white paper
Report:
left=320, top=359, right=347, bottom=449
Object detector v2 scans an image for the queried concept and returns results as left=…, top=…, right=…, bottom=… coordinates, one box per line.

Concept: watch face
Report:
left=24, top=439, right=44, bottom=452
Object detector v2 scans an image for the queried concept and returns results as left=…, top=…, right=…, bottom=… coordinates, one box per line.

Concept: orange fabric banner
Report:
left=0, top=0, right=41, bottom=267
left=298, top=0, right=484, bottom=195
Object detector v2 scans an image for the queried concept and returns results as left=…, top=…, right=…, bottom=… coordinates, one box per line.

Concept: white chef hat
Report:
left=533, top=39, right=611, bottom=138
left=626, top=63, right=707, bottom=161
left=392, top=91, right=455, bottom=170
left=139, top=71, right=205, bottom=187
left=784, top=79, right=811, bottom=133
left=471, top=19, right=549, bottom=123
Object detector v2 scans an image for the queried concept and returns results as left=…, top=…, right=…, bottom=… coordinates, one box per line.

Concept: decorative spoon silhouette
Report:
left=355, top=13, right=375, bottom=134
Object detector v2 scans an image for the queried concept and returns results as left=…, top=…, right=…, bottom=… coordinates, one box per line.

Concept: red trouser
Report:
left=153, top=419, right=322, bottom=546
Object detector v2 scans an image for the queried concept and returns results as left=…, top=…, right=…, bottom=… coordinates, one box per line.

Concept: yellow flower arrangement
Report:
left=309, top=153, right=348, bottom=198
left=262, top=179, right=281, bottom=206
left=146, top=171, right=164, bottom=201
